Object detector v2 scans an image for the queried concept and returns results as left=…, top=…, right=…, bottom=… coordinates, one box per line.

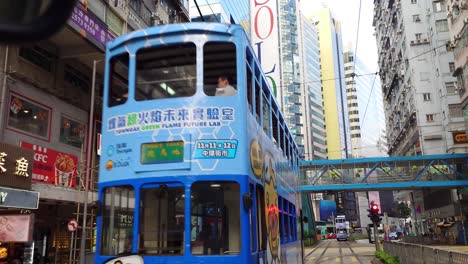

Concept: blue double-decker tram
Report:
left=96, top=23, right=304, bottom=264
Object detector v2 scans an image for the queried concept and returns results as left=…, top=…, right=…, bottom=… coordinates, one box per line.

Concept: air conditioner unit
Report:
left=423, top=38, right=428, bottom=42
left=410, top=40, right=415, bottom=44
left=416, top=39, right=421, bottom=43
left=455, top=34, right=461, bottom=40
left=415, top=18, right=420, bottom=22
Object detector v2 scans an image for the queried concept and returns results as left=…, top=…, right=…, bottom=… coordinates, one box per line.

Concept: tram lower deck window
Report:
left=190, top=181, right=240, bottom=255
left=100, top=186, right=135, bottom=256
left=139, top=183, right=185, bottom=255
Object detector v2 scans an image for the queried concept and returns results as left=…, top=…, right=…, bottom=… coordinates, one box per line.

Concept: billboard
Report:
left=0, top=214, right=34, bottom=242
left=251, top=0, right=281, bottom=97
left=318, top=200, right=337, bottom=221
left=20, top=142, right=78, bottom=188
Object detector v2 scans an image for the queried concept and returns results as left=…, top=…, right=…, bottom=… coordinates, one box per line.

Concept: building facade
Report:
left=344, top=49, right=388, bottom=158
left=445, top=1, right=468, bottom=134
left=373, top=0, right=468, bottom=235
left=0, top=0, right=189, bottom=263
left=189, top=0, right=250, bottom=36
left=309, top=8, right=351, bottom=159
left=300, top=14, right=327, bottom=160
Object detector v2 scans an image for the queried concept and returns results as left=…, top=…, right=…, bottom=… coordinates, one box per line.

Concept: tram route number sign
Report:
left=67, top=219, right=78, bottom=232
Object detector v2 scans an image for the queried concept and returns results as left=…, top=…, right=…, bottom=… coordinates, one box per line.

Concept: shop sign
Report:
left=128, top=8, right=147, bottom=30
left=20, top=142, right=78, bottom=188
left=0, top=214, right=34, bottom=242
left=452, top=132, right=468, bottom=144
left=69, top=4, right=115, bottom=47
left=0, top=143, right=33, bottom=190
left=0, top=186, right=39, bottom=209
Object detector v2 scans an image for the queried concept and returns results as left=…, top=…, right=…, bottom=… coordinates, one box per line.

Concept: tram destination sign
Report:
left=140, top=141, right=184, bottom=164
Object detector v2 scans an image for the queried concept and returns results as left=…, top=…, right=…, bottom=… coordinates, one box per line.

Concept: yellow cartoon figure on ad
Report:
left=264, top=152, right=280, bottom=263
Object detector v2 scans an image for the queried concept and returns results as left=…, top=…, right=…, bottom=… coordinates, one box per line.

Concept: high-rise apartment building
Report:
left=278, top=0, right=306, bottom=155
left=300, top=14, right=327, bottom=160
left=373, top=0, right=468, bottom=234
left=445, top=1, right=468, bottom=134
left=344, top=49, right=387, bottom=158
left=374, top=0, right=466, bottom=156
left=309, top=8, right=351, bottom=159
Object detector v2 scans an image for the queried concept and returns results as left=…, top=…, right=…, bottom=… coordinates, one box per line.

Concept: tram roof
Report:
left=107, top=22, right=243, bottom=51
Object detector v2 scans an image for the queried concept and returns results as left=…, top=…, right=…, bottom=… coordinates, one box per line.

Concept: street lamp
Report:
left=79, top=59, right=102, bottom=264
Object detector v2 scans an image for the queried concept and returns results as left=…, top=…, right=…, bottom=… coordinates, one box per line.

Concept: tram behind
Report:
left=96, top=23, right=303, bottom=264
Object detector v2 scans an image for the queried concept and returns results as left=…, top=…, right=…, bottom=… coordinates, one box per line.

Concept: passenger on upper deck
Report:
left=215, top=75, right=237, bottom=96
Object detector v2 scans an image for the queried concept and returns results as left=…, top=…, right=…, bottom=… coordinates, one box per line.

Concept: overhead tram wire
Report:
left=352, top=0, right=363, bottom=75
left=206, top=0, right=221, bottom=22
left=354, top=42, right=448, bottom=127
left=360, top=71, right=379, bottom=128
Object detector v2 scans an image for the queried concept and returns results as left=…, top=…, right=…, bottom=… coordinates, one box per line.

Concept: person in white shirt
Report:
left=215, top=75, right=237, bottom=96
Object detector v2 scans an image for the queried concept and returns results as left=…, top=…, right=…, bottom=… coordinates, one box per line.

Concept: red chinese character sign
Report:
left=20, top=142, right=78, bottom=188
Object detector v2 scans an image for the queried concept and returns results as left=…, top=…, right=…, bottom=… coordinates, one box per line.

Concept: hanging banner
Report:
left=250, top=0, right=281, bottom=97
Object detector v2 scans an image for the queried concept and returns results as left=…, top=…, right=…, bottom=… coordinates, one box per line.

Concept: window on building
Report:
left=7, top=94, right=51, bottom=140
left=423, top=93, right=431, bottom=101
left=449, top=104, right=463, bottom=118
left=19, top=46, right=54, bottom=72
left=60, top=116, right=85, bottom=149
left=445, top=82, right=457, bottom=95
left=435, top=19, right=449, bottom=32
left=413, top=15, right=420, bottom=22
left=415, top=33, right=422, bottom=40
left=433, top=1, right=446, bottom=12
left=449, top=62, right=456, bottom=72
left=426, top=114, right=434, bottom=122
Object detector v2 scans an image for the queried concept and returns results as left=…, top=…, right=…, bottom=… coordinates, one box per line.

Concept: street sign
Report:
left=67, top=219, right=78, bottom=232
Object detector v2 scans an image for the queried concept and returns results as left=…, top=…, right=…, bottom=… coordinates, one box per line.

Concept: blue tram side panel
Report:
left=97, top=23, right=302, bottom=264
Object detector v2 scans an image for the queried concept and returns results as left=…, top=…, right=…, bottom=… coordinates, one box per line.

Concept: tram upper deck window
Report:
left=108, top=54, right=129, bottom=107
left=135, top=43, right=196, bottom=100
left=203, top=42, right=237, bottom=96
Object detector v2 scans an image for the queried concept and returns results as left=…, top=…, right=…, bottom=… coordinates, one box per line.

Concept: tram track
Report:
left=313, top=240, right=331, bottom=263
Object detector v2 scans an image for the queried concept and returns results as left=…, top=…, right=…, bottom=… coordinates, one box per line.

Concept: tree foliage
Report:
left=398, top=202, right=411, bottom=219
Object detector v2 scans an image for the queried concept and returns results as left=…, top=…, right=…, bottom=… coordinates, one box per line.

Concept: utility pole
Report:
left=458, top=189, right=467, bottom=245
left=373, top=221, right=379, bottom=251
left=79, top=59, right=99, bottom=264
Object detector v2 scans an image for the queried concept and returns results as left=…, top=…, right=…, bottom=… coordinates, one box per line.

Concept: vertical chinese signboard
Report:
left=20, top=142, right=78, bottom=188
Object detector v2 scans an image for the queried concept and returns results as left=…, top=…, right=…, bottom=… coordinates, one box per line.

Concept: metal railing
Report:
left=383, top=241, right=468, bottom=264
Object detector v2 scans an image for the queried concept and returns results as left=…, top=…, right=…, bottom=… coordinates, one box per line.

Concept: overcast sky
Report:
left=300, top=0, right=379, bottom=72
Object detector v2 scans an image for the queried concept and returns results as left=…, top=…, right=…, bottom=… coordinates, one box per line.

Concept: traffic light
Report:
left=368, top=202, right=382, bottom=223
